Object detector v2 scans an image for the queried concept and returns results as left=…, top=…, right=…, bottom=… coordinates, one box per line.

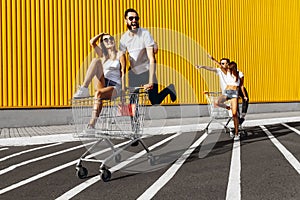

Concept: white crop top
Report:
left=102, top=57, right=121, bottom=85
left=225, top=71, right=240, bottom=86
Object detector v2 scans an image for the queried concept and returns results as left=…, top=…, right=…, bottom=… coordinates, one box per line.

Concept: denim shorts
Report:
left=105, top=78, right=122, bottom=96
left=225, top=89, right=238, bottom=99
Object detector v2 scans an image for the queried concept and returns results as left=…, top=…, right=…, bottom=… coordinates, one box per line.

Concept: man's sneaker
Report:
left=168, top=84, right=177, bottom=102
left=73, top=86, right=90, bottom=99
left=234, top=135, right=240, bottom=141
left=239, top=117, right=245, bottom=125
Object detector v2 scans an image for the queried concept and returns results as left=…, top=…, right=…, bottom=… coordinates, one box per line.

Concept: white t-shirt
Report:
left=119, top=28, right=155, bottom=74
left=225, top=71, right=240, bottom=86
left=216, top=68, right=244, bottom=93
left=102, top=53, right=121, bottom=85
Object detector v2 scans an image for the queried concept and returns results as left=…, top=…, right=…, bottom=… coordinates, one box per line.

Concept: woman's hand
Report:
left=207, top=54, right=213, bottom=60
left=244, top=96, right=248, bottom=101
left=195, top=65, right=204, bottom=69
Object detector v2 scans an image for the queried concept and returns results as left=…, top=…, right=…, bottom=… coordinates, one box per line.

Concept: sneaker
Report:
left=73, top=86, right=90, bottom=99
left=234, top=135, right=240, bottom=141
left=168, top=84, right=177, bottom=102
left=229, top=130, right=235, bottom=138
left=239, top=117, right=245, bottom=125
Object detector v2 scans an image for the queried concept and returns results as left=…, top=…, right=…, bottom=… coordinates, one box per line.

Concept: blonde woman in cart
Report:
left=73, top=33, right=123, bottom=130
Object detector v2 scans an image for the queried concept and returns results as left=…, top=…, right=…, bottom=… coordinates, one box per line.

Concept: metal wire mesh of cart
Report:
left=204, top=91, right=232, bottom=119
left=71, top=89, right=149, bottom=139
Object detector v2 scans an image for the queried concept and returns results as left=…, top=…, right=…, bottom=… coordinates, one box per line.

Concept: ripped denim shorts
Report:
left=225, top=89, right=238, bottom=99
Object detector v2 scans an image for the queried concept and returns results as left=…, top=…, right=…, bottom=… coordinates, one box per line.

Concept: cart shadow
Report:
left=189, top=123, right=295, bottom=161
left=79, top=123, right=297, bottom=181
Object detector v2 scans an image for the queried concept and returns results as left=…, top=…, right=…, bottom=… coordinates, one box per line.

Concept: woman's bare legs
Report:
left=230, top=97, right=239, bottom=136
left=82, top=58, right=104, bottom=88
left=88, top=76, right=117, bottom=128
left=216, top=95, right=230, bottom=110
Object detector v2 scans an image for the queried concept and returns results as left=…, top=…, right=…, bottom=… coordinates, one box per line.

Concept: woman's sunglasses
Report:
left=103, top=36, right=114, bottom=43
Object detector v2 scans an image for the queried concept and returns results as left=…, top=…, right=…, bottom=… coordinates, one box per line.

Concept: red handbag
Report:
left=117, top=103, right=136, bottom=116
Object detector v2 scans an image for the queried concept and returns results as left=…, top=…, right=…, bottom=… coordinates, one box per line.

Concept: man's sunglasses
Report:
left=128, top=16, right=140, bottom=21
left=220, top=62, right=227, bottom=65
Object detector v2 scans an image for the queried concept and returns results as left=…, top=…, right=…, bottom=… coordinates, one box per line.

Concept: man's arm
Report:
left=195, top=65, right=218, bottom=73
left=145, top=46, right=156, bottom=90
left=119, top=52, right=127, bottom=92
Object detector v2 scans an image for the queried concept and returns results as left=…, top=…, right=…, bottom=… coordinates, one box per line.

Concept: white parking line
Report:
left=281, top=123, right=300, bottom=136
left=0, top=141, right=95, bottom=176
left=0, top=140, right=131, bottom=195
left=0, top=143, right=61, bottom=162
left=225, top=140, right=241, bottom=200
left=137, top=132, right=208, bottom=200
left=0, top=148, right=9, bottom=152
left=56, top=132, right=182, bottom=200
left=260, top=125, right=300, bottom=174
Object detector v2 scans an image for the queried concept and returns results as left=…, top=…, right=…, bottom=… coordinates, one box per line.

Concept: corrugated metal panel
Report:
left=1, top=0, right=300, bottom=108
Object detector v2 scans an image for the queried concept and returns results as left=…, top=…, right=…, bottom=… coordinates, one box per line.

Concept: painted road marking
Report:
left=260, top=125, right=300, bottom=174
left=0, top=143, right=61, bottom=162
left=0, top=141, right=95, bottom=176
left=137, top=132, right=209, bottom=200
left=226, top=139, right=241, bottom=200
left=281, top=123, right=300, bottom=136
left=56, top=132, right=182, bottom=200
left=0, top=140, right=131, bottom=195
left=0, top=148, right=9, bottom=152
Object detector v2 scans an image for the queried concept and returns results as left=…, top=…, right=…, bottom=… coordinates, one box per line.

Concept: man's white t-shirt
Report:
left=216, top=68, right=244, bottom=93
left=119, top=28, right=155, bottom=74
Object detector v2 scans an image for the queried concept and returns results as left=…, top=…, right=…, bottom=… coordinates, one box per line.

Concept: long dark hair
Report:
left=228, top=61, right=239, bottom=82
left=99, top=34, right=117, bottom=58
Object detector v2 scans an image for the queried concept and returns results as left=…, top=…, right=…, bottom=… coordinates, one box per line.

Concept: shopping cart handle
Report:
left=203, top=91, right=222, bottom=95
left=127, top=87, right=148, bottom=94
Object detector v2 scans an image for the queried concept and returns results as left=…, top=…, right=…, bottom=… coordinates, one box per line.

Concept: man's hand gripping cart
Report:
left=71, top=87, right=154, bottom=182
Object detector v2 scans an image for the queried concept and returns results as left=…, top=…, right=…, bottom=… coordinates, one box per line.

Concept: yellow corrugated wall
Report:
left=1, top=0, right=300, bottom=108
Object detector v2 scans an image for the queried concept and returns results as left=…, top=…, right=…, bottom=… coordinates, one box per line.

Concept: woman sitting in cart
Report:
left=73, top=33, right=124, bottom=130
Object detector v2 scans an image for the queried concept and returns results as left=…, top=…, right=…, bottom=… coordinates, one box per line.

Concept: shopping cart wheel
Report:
left=100, top=169, right=111, bottom=182
left=131, top=140, right=139, bottom=147
left=76, top=167, right=88, bottom=179
left=114, top=154, right=122, bottom=163
left=240, top=130, right=248, bottom=138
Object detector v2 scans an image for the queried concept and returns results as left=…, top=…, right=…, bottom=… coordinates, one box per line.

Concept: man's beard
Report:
left=127, top=23, right=139, bottom=33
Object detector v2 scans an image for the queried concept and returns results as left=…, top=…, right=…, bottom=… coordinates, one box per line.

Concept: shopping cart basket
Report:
left=71, top=87, right=154, bottom=182
left=204, top=91, right=233, bottom=135
left=204, top=91, right=247, bottom=137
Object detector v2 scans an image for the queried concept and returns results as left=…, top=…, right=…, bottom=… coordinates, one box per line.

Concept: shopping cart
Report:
left=203, top=91, right=232, bottom=135
left=71, top=87, right=153, bottom=182
left=203, top=91, right=247, bottom=137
